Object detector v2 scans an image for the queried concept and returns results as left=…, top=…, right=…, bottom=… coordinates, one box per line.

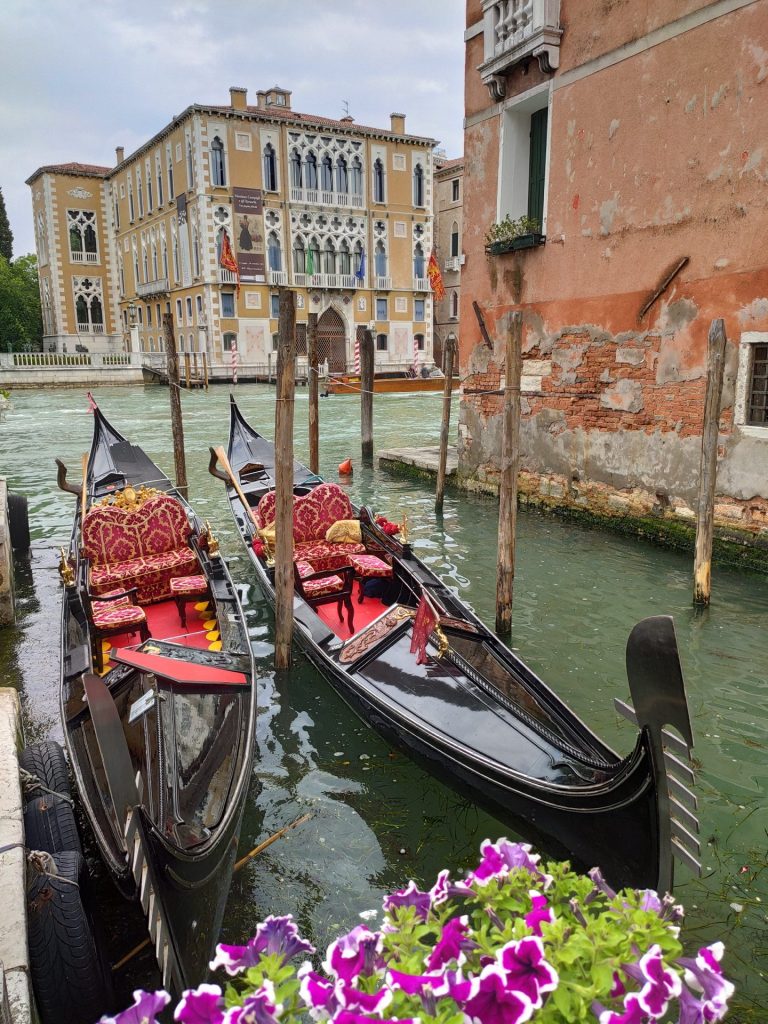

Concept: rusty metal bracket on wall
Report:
left=472, top=301, right=494, bottom=348
left=638, top=257, right=689, bottom=323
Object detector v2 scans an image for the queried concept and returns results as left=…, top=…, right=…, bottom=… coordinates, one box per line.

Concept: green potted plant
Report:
left=485, top=215, right=545, bottom=255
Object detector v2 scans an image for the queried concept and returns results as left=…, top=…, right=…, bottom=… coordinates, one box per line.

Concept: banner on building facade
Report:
left=232, top=187, right=265, bottom=283
left=176, top=193, right=193, bottom=288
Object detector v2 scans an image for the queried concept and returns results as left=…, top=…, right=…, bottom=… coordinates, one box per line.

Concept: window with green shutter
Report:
left=527, top=107, right=548, bottom=230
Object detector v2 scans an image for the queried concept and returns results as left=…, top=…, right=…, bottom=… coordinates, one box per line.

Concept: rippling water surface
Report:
left=2, top=385, right=766, bottom=1016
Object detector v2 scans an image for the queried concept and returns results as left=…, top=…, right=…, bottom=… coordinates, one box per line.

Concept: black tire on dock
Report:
left=27, top=850, right=114, bottom=1024
left=24, top=794, right=82, bottom=856
left=7, top=491, right=30, bottom=551
left=19, top=740, right=71, bottom=802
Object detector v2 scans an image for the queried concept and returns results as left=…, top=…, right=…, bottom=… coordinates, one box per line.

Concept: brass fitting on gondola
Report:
left=203, top=520, right=220, bottom=558
left=58, top=548, right=75, bottom=588
left=399, top=511, right=410, bottom=543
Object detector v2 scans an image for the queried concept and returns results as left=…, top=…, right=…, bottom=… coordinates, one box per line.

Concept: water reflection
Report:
left=1, top=385, right=766, bottom=1015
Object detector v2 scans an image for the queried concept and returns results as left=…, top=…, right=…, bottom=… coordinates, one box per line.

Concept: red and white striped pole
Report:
left=354, top=332, right=361, bottom=374
left=231, top=340, right=238, bottom=386
left=412, top=333, right=419, bottom=376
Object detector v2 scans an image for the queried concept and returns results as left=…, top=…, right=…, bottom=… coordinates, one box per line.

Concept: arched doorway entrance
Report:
left=317, top=307, right=347, bottom=373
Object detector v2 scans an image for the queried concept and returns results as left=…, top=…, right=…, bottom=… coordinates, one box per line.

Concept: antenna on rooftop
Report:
left=342, top=99, right=350, bottom=118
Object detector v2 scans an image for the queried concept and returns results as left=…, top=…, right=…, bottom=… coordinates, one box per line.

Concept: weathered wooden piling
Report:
left=274, top=290, right=296, bottom=669
left=307, top=312, right=319, bottom=475
left=360, top=327, right=374, bottom=463
left=435, top=332, right=457, bottom=513
left=693, top=318, right=728, bottom=607
left=495, top=311, right=522, bottom=636
left=162, top=313, right=188, bottom=498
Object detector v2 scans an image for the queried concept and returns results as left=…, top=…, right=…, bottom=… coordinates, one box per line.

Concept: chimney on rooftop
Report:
left=390, top=112, right=406, bottom=134
left=230, top=86, right=248, bottom=110
left=115, top=146, right=124, bottom=165
left=256, top=91, right=267, bottom=110
left=340, top=115, right=354, bottom=124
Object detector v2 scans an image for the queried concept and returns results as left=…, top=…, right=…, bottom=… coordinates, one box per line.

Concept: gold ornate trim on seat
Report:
left=94, top=484, right=162, bottom=511
left=339, top=605, right=414, bottom=664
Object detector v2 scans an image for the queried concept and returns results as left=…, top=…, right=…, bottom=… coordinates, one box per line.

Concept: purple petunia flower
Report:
left=298, top=964, right=344, bottom=1019
left=638, top=890, right=662, bottom=914
left=523, top=892, right=554, bottom=937
left=470, top=839, right=552, bottom=890
left=497, top=936, right=558, bottom=1009
left=610, top=972, right=626, bottom=999
left=175, top=984, right=225, bottom=1024
left=223, top=983, right=281, bottom=1024
left=429, top=868, right=475, bottom=906
left=100, top=989, right=171, bottom=1024
left=338, top=982, right=393, bottom=1016
left=386, top=968, right=450, bottom=997
left=323, top=925, right=383, bottom=982
left=587, top=867, right=617, bottom=901
left=678, top=943, right=734, bottom=1022
left=426, top=915, right=474, bottom=969
left=634, top=945, right=681, bottom=1017
left=596, top=993, right=647, bottom=1024
left=463, top=964, right=535, bottom=1024
left=383, top=880, right=432, bottom=920
left=331, top=1014, right=418, bottom=1024
left=210, top=915, right=315, bottom=976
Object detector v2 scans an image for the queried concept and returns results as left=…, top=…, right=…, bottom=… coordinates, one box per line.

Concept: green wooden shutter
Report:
left=527, top=108, right=548, bottom=230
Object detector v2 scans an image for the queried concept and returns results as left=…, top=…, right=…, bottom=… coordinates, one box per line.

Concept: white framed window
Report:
left=223, top=331, right=237, bottom=351
left=221, top=292, right=235, bottom=318
left=415, top=332, right=425, bottom=351
left=176, top=298, right=183, bottom=324
left=499, top=84, right=551, bottom=231
left=451, top=221, right=460, bottom=258
left=450, top=290, right=459, bottom=319
left=373, top=158, right=385, bottom=203
left=211, top=135, right=226, bottom=186
left=186, top=136, right=194, bottom=188
left=452, top=179, right=460, bottom=202
left=128, top=177, right=135, bottom=221
left=263, top=143, right=278, bottom=191
left=735, top=333, right=768, bottom=435
left=67, top=209, right=99, bottom=263
left=175, top=142, right=182, bottom=163
left=413, top=163, right=425, bottom=207
left=145, top=159, right=153, bottom=211
left=196, top=294, right=203, bottom=320
left=414, top=299, right=425, bottom=322
left=137, top=167, right=144, bottom=217
left=186, top=296, right=193, bottom=323
left=166, top=143, right=175, bottom=199
left=270, top=293, right=280, bottom=319
left=146, top=304, right=152, bottom=326
left=376, top=297, right=388, bottom=321
left=376, top=333, right=388, bottom=351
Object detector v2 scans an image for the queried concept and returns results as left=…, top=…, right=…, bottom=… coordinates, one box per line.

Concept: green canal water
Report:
left=1, top=385, right=766, bottom=1018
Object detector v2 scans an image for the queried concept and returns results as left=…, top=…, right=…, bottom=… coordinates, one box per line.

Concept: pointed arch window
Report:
left=187, top=138, right=195, bottom=188
left=267, top=232, right=282, bottom=272
left=146, top=161, right=153, bottom=211
left=192, top=227, right=201, bottom=277
left=166, top=144, right=174, bottom=200
left=354, top=240, right=364, bottom=280
left=308, top=236, right=321, bottom=275
left=451, top=221, right=459, bottom=258
left=143, top=246, right=149, bottom=282
left=413, top=163, right=424, bottom=207
left=128, top=178, right=135, bottom=221
left=339, top=239, right=351, bottom=276
left=336, top=156, right=348, bottom=194
left=290, top=149, right=303, bottom=188
left=263, top=143, right=277, bottom=191
left=211, top=135, right=226, bottom=186
left=451, top=290, right=459, bottom=319
left=152, top=242, right=159, bottom=279
left=137, top=169, right=144, bottom=217
left=323, top=239, right=336, bottom=275
left=173, top=238, right=180, bottom=283
left=413, top=243, right=425, bottom=279
left=374, top=240, right=387, bottom=278
left=162, top=240, right=168, bottom=278
left=373, top=158, right=385, bottom=203
left=321, top=155, right=334, bottom=192
left=293, top=237, right=306, bottom=275
left=305, top=151, right=318, bottom=190
left=350, top=157, right=362, bottom=197
left=156, top=153, right=164, bottom=206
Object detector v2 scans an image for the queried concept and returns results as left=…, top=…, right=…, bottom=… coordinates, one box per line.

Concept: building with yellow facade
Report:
left=26, top=86, right=438, bottom=376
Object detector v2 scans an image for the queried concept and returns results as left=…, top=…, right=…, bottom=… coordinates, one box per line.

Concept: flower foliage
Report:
left=103, top=839, right=734, bottom=1024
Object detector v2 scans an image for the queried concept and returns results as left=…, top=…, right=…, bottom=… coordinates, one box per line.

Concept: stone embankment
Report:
left=0, top=480, right=14, bottom=626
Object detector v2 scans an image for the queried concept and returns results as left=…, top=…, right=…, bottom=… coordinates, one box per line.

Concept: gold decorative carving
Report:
left=58, top=548, right=75, bottom=588
left=339, top=604, right=414, bottom=664
left=399, top=512, right=410, bottom=543
left=203, top=520, right=220, bottom=557
left=94, top=485, right=162, bottom=511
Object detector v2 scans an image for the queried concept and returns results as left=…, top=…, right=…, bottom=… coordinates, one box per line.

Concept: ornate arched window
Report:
left=162, top=240, right=168, bottom=278
left=156, top=152, right=164, bottom=206
left=293, top=237, right=305, bottom=275
left=373, top=158, right=385, bottom=203
left=290, top=149, right=303, bottom=188
left=128, top=177, right=135, bottom=221
left=354, top=240, right=364, bottom=280
left=166, top=143, right=174, bottom=199
left=142, top=246, right=149, bottom=282
left=186, top=138, right=194, bottom=187
left=413, top=242, right=425, bottom=279
left=308, top=236, right=321, bottom=275
left=374, top=240, right=387, bottom=277
left=336, top=156, right=348, bottom=194
left=350, top=157, right=362, bottom=197
left=451, top=221, right=459, bottom=258
left=137, top=168, right=144, bottom=217
left=339, top=239, right=351, bottom=276
left=413, top=163, right=424, bottom=207
left=305, top=151, right=318, bottom=190
left=321, top=155, right=334, bottom=192
left=267, top=232, right=282, bottom=272
left=211, top=135, right=226, bottom=186
left=323, top=239, right=336, bottom=275
left=263, top=144, right=277, bottom=191
left=192, top=227, right=200, bottom=277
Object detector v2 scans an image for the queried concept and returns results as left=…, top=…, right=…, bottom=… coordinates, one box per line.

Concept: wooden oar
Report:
left=80, top=451, right=89, bottom=522
left=210, top=445, right=259, bottom=531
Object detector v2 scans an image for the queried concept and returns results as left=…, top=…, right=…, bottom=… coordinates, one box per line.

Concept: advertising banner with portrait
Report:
left=233, top=187, right=265, bottom=283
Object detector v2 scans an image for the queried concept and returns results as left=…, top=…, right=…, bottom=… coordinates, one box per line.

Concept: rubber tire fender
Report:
left=27, top=850, right=113, bottom=1024
left=24, top=794, right=82, bottom=856
left=7, top=491, right=30, bottom=551
left=19, top=740, right=71, bottom=802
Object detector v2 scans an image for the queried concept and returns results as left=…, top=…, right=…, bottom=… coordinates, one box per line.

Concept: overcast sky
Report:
left=0, top=0, right=465, bottom=258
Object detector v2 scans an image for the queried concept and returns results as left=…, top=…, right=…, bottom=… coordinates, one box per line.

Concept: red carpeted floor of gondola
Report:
left=315, top=582, right=388, bottom=641
left=100, top=597, right=219, bottom=674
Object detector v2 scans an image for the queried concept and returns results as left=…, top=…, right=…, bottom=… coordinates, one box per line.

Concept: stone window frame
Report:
left=734, top=332, right=768, bottom=438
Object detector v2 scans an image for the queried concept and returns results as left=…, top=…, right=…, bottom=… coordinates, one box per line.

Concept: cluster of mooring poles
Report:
left=161, top=302, right=725, bottom=672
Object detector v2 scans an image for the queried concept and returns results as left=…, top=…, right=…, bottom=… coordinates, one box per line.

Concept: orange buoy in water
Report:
left=338, top=458, right=353, bottom=475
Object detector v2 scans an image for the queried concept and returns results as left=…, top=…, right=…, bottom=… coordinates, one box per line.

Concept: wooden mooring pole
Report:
left=435, top=332, right=457, bottom=513
left=307, top=312, right=319, bottom=475
left=360, top=327, right=374, bottom=463
left=495, top=311, right=523, bottom=636
left=274, top=290, right=296, bottom=669
left=162, top=313, right=188, bottom=498
left=693, top=318, right=727, bottom=607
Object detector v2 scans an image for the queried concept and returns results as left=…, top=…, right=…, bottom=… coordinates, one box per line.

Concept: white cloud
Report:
left=0, top=0, right=465, bottom=256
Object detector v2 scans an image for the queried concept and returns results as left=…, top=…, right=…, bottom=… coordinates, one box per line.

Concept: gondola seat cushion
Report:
left=82, top=493, right=197, bottom=603
left=300, top=573, right=346, bottom=598
left=255, top=484, right=365, bottom=571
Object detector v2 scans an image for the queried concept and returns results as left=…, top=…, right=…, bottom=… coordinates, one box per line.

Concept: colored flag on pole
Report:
left=427, top=250, right=445, bottom=301
left=355, top=246, right=366, bottom=282
left=410, top=594, right=438, bottom=665
left=219, top=230, right=240, bottom=292
left=305, top=246, right=315, bottom=277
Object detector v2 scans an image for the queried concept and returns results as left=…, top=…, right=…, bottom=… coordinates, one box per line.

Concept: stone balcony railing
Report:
left=289, top=186, right=365, bottom=209
left=219, top=268, right=238, bottom=284
left=137, top=277, right=169, bottom=298
left=480, top=0, right=562, bottom=99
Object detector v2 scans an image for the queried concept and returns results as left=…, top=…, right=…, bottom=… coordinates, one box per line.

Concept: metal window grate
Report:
left=748, top=344, right=768, bottom=425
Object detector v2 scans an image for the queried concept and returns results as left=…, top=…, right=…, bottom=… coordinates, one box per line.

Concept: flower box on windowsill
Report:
left=485, top=233, right=546, bottom=256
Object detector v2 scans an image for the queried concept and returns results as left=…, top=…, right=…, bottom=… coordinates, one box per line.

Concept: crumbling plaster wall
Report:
left=459, top=0, right=768, bottom=536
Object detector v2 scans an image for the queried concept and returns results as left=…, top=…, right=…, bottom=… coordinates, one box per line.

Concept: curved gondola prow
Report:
left=617, top=615, right=701, bottom=893
left=55, top=458, right=82, bottom=498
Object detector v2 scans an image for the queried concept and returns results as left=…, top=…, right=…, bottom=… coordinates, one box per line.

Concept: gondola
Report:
left=56, top=399, right=256, bottom=993
left=210, top=396, right=701, bottom=893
